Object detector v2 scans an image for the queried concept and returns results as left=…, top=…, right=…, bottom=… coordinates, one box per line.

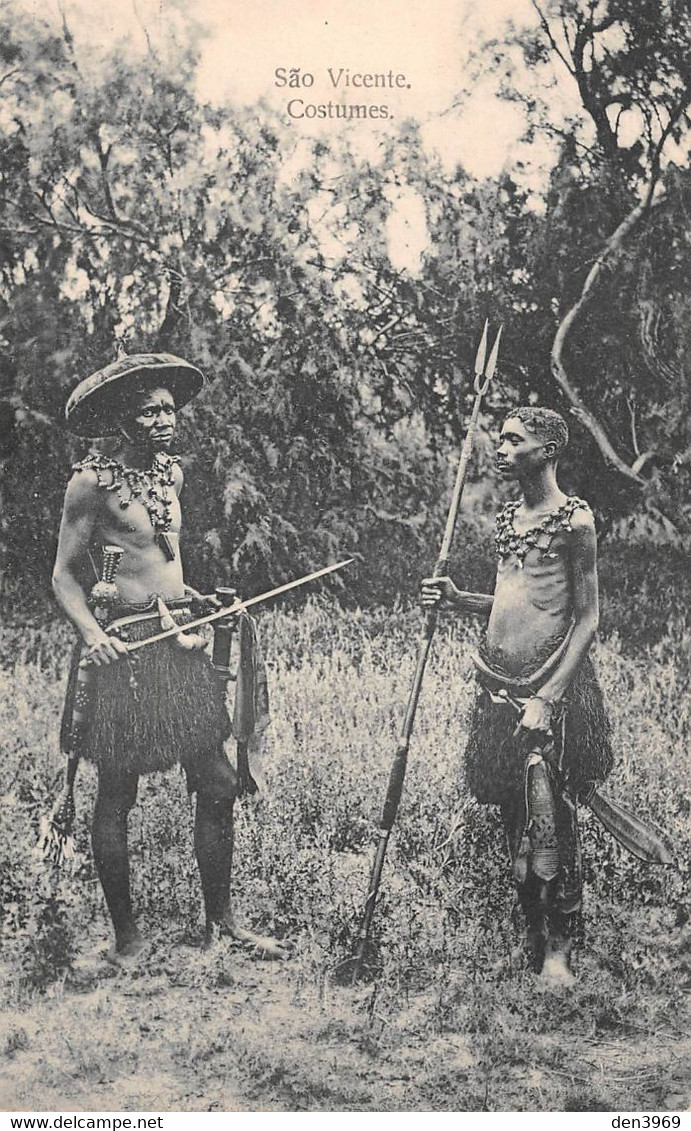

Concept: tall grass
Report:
left=0, top=599, right=688, bottom=1110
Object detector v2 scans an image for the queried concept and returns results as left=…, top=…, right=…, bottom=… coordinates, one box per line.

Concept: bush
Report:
left=599, top=539, right=691, bottom=654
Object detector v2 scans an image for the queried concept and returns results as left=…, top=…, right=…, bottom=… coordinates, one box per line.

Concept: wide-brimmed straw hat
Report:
left=65, top=353, right=205, bottom=436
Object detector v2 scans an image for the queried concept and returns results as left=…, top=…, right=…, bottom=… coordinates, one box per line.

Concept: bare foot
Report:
left=539, top=951, right=575, bottom=987
left=203, top=917, right=286, bottom=959
left=106, top=931, right=147, bottom=966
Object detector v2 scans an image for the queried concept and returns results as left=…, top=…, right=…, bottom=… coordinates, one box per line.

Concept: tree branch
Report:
left=549, top=77, right=691, bottom=488
left=93, top=134, right=118, bottom=222
left=78, top=199, right=158, bottom=246
left=155, top=268, right=184, bottom=349
left=530, top=0, right=575, bottom=76
left=626, top=395, right=641, bottom=458
left=0, top=69, right=20, bottom=91
left=644, top=90, right=691, bottom=204
left=550, top=198, right=659, bottom=487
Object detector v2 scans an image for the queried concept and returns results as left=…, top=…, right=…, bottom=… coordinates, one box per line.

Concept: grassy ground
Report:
left=0, top=601, right=689, bottom=1112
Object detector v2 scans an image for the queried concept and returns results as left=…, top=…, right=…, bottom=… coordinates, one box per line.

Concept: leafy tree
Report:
left=2, top=0, right=688, bottom=624
left=0, top=6, right=465, bottom=604
left=492, top=0, right=691, bottom=530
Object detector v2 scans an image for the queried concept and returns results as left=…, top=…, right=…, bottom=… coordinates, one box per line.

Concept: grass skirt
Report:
left=61, top=604, right=232, bottom=776
left=464, top=655, right=614, bottom=806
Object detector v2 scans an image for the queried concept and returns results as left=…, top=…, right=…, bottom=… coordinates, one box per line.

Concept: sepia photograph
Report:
left=0, top=0, right=689, bottom=1116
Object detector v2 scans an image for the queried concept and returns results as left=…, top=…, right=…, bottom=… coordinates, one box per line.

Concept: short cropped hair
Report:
left=509, top=407, right=569, bottom=458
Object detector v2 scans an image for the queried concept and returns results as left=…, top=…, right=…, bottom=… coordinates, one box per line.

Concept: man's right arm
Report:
left=52, top=472, right=128, bottom=664
left=420, top=577, right=493, bottom=614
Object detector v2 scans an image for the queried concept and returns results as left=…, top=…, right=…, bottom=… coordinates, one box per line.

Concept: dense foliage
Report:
left=0, top=0, right=689, bottom=612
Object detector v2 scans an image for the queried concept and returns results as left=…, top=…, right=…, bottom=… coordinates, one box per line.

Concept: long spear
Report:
left=351, top=322, right=502, bottom=979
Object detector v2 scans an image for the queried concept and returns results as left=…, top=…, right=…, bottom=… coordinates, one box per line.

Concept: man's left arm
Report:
left=521, top=507, right=599, bottom=732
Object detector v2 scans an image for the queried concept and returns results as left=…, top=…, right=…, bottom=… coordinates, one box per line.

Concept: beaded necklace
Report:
left=74, top=451, right=179, bottom=559
left=495, top=496, right=589, bottom=568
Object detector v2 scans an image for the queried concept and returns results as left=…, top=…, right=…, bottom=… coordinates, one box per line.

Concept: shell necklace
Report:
left=495, top=496, right=589, bottom=568
left=74, top=451, right=179, bottom=559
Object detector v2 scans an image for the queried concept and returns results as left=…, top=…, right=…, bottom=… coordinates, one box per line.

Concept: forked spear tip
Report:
left=474, top=319, right=489, bottom=375
left=485, top=324, right=503, bottom=381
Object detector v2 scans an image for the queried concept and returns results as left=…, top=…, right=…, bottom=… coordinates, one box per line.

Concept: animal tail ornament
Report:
left=37, top=753, right=81, bottom=869
left=208, top=587, right=267, bottom=798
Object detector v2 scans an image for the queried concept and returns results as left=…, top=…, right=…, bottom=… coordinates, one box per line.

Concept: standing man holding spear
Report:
left=421, top=401, right=613, bottom=985
left=420, top=405, right=670, bottom=981
left=354, top=328, right=668, bottom=985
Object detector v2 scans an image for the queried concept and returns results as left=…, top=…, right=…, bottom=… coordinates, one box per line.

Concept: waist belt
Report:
left=471, top=624, right=574, bottom=699
left=104, top=597, right=192, bottom=636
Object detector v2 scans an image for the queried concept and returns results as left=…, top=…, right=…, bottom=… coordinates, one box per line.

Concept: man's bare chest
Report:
left=101, top=486, right=181, bottom=540
left=494, top=542, right=572, bottom=615
left=75, top=452, right=182, bottom=560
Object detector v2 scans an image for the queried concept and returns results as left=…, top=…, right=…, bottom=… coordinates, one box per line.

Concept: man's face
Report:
left=495, top=417, right=548, bottom=479
left=124, top=386, right=177, bottom=452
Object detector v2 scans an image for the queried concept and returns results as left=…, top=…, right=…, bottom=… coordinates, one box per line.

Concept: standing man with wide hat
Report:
left=53, top=353, right=281, bottom=959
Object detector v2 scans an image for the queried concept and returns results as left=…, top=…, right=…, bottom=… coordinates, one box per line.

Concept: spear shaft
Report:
left=82, top=559, right=353, bottom=662
left=352, top=324, right=502, bottom=979
left=128, top=558, right=353, bottom=652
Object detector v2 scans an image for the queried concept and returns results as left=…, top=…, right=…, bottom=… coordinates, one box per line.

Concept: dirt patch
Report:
left=1, top=935, right=688, bottom=1112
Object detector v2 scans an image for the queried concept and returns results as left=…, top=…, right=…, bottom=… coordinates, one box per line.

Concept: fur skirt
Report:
left=60, top=602, right=232, bottom=776
left=464, top=655, right=614, bottom=806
